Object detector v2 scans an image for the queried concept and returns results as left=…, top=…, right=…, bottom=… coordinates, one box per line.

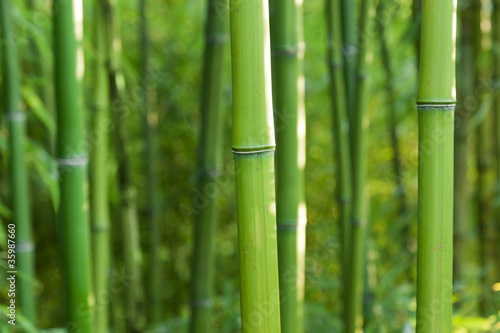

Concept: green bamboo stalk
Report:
left=0, top=0, right=37, bottom=324
left=269, top=0, right=307, bottom=328
left=189, top=0, right=227, bottom=330
left=105, top=0, right=145, bottom=330
left=340, top=0, right=357, bottom=126
left=416, top=0, right=456, bottom=331
left=325, top=0, right=352, bottom=296
left=229, top=0, right=281, bottom=331
left=453, top=0, right=477, bottom=287
left=53, top=0, right=93, bottom=331
left=377, top=0, right=407, bottom=218
left=493, top=0, right=500, bottom=287
left=344, top=0, right=373, bottom=331
left=138, top=0, right=162, bottom=323
left=90, top=0, right=111, bottom=331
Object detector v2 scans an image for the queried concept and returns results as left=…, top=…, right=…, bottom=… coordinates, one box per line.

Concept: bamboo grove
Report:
left=1, top=0, right=500, bottom=332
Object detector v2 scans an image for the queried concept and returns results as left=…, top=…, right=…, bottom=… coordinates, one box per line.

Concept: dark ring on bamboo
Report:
left=6, top=111, right=26, bottom=122
left=277, top=218, right=307, bottom=231
left=338, top=197, right=351, bottom=204
left=272, top=46, right=301, bottom=57
left=206, top=35, right=228, bottom=44
left=198, top=168, right=221, bottom=178
left=342, top=44, right=358, bottom=56
left=56, top=155, right=89, bottom=167
left=328, top=60, right=342, bottom=69
left=92, top=225, right=110, bottom=233
left=351, top=218, right=365, bottom=226
left=190, top=299, right=213, bottom=308
left=232, top=147, right=276, bottom=155
left=417, top=104, right=456, bottom=110
left=17, top=241, right=34, bottom=252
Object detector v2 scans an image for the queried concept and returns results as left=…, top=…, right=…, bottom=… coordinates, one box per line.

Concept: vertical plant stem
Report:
left=90, top=0, right=111, bottom=331
left=139, top=0, right=162, bottom=324
left=325, top=0, right=352, bottom=315
left=269, top=0, right=307, bottom=330
left=340, top=0, right=357, bottom=127
left=189, top=0, right=227, bottom=330
left=53, top=0, right=93, bottom=331
left=0, top=0, right=37, bottom=324
left=492, top=0, right=500, bottom=287
left=345, top=0, right=373, bottom=331
left=229, top=0, right=281, bottom=330
left=416, top=0, right=456, bottom=331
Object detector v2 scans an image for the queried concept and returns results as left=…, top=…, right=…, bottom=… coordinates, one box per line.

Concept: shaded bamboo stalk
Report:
left=229, top=0, right=282, bottom=330
left=344, top=0, right=373, bottom=331
left=188, top=0, right=228, bottom=330
left=104, top=0, right=145, bottom=330
left=325, top=0, right=352, bottom=309
left=90, top=0, right=111, bottom=331
left=377, top=0, right=407, bottom=218
left=53, top=0, right=93, bottom=331
left=415, top=0, right=456, bottom=331
left=0, top=0, right=37, bottom=324
left=269, top=0, right=307, bottom=328
left=340, top=0, right=357, bottom=128
left=138, top=0, right=162, bottom=323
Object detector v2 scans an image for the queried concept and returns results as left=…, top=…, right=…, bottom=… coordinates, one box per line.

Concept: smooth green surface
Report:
left=416, top=0, right=456, bottom=331
left=269, top=0, right=306, bottom=330
left=234, top=153, right=281, bottom=333
left=345, top=0, right=373, bottom=331
left=90, top=0, right=111, bottom=331
left=493, top=0, right=500, bottom=298
left=53, top=0, right=93, bottom=331
left=0, top=0, right=37, bottom=324
left=229, top=0, right=281, bottom=330
left=340, top=0, right=356, bottom=126
left=189, top=0, right=227, bottom=330
left=325, top=0, right=352, bottom=322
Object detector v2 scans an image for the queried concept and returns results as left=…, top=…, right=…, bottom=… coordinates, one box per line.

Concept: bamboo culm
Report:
left=90, top=0, right=111, bottom=331
left=269, top=0, right=307, bottom=330
left=189, top=0, right=228, bottom=330
left=53, top=0, right=93, bottom=331
left=0, top=0, right=37, bottom=324
left=416, top=0, right=455, bottom=331
left=229, top=0, right=282, bottom=330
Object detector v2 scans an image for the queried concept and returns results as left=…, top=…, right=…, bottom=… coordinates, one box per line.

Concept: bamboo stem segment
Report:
left=229, top=0, right=281, bottom=330
left=416, top=0, right=456, bottom=331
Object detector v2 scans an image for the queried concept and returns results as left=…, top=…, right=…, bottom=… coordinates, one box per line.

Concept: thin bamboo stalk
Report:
left=138, top=0, right=162, bottom=323
left=325, top=0, right=352, bottom=313
left=53, top=0, right=93, bottom=331
left=189, top=0, right=227, bottom=330
left=104, top=0, right=145, bottom=329
left=229, top=0, right=281, bottom=330
left=344, top=0, right=373, bottom=331
left=340, top=0, right=357, bottom=127
left=0, top=0, right=37, bottom=324
left=416, top=0, right=456, bottom=331
left=90, top=0, right=111, bottom=331
left=269, top=0, right=307, bottom=330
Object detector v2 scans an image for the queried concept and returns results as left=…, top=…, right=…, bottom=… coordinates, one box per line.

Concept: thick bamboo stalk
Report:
left=416, top=0, right=456, bottom=331
left=325, top=0, right=352, bottom=313
left=90, top=0, right=111, bottom=331
left=105, top=0, right=145, bottom=330
left=189, top=0, right=227, bottom=330
left=138, top=0, right=162, bottom=323
left=53, top=0, right=93, bottom=331
left=493, top=0, right=500, bottom=290
left=269, top=0, right=307, bottom=330
left=229, top=0, right=281, bottom=330
left=0, top=0, right=37, bottom=324
left=344, top=0, right=373, bottom=331
left=377, top=0, right=407, bottom=218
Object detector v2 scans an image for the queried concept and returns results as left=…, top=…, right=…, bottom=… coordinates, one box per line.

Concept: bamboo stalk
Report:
left=269, top=0, right=307, bottom=330
left=138, top=0, right=163, bottom=323
left=229, top=0, right=281, bottom=330
left=340, top=0, right=357, bottom=127
left=90, top=0, right=111, bottom=331
left=0, top=0, right=37, bottom=324
left=493, top=0, right=500, bottom=289
left=53, top=0, right=93, bottom=331
left=104, top=0, right=145, bottom=329
left=416, top=0, right=456, bottom=331
left=189, top=0, right=227, bottom=330
left=325, top=0, right=352, bottom=314
left=344, top=0, right=373, bottom=331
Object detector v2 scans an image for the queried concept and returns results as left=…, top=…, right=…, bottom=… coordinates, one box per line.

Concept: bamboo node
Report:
left=277, top=218, right=307, bottom=231
left=351, top=218, right=366, bottom=227
left=232, top=147, right=275, bottom=155
left=17, top=241, right=35, bottom=253
left=272, top=46, right=303, bottom=58
left=206, top=34, right=228, bottom=44
left=189, top=299, right=213, bottom=308
left=416, top=104, right=456, bottom=111
left=56, top=155, right=89, bottom=167
left=342, top=44, right=358, bottom=56
left=6, top=111, right=26, bottom=122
